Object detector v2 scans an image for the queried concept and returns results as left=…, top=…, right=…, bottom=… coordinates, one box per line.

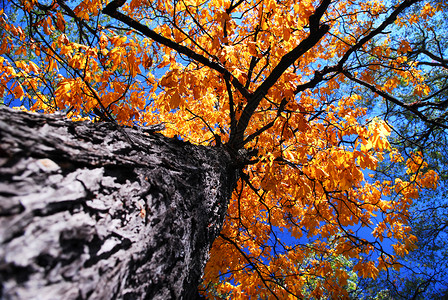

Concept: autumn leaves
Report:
left=0, top=0, right=443, bottom=297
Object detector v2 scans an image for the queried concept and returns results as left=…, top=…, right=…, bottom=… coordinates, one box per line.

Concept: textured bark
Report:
left=0, top=107, right=237, bottom=299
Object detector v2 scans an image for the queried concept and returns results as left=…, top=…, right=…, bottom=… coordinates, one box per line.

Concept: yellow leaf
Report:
left=283, top=27, right=290, bottom=42
left=13, top=84, right=25, bottom=99
left=261, top=18, right=268, bottom=30
left=28, top=61, right=40, bottom=73
left=169, top=89, right=182, bottom=109
left=56, top=12, right=65, bottom=31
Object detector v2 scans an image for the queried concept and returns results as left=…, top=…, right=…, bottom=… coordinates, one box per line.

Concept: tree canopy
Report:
left=0, top=0, right=446, bottom=298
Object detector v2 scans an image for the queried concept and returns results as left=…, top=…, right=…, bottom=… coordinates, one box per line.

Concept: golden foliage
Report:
left=0, top=0, right=442, bottom=297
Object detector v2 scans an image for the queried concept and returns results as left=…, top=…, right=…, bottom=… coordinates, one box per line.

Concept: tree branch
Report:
left=231, top=0, right=332, bottom=148
left=102, top=0, right=251, bottom=100
left=336, top=0, right=423, bottom=68
left=342, top=70, right=448, bottom=130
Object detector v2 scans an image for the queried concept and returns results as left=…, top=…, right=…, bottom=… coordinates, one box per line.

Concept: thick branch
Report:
left=230, top=0, right=332, bottom=148
left=102, top=0, right=251, bottom=100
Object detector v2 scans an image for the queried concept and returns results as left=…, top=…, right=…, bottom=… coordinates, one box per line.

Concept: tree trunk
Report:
left=0, top=107, right=237, bottom=300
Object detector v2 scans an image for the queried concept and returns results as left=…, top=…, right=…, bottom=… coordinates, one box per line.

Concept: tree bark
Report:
left=0, top=107, right=237, bottom=299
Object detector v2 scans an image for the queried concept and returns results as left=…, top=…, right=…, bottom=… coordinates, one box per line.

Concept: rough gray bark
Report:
left=0, top=107, right=237, bottom=299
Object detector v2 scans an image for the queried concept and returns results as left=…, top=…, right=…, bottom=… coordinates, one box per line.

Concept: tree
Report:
left=0, top=0, right=444, bottom=298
